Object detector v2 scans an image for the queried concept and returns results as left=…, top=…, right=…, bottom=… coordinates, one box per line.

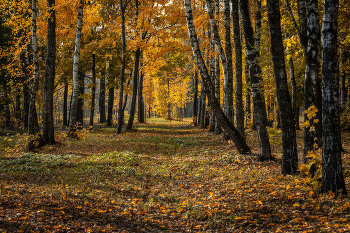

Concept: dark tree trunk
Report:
left=289, top=57, right=299, bottom=130
left=303, top=0, right=322, bottom=161
left=127, top=49, right=141, bottom=130
left=240, top=0, right=272, bottom=160
left=244, top=51, right=251, bottom=127
left=77, top=72, right=84, bottom=125
left=185, top=0, right=251, bottom=154
left=321, top=0, right=347, bottom=196
left=43, top=0, right=56, bottom=144
left=340, top=49, right=347, bottom=111
left=20, top=49, right=30, bottom=130
left=63, top=83, right=68, bottom=127
left=89, top=54, right=96, bottom=126
left=267, top=0, right=298, bottom=174
left=193, top=71, right=199, bottom=126
left=223, top=0, right=234, bottom=123
left=200, top=88, right=206, bottom=129
left=99, top=75, right=106, bottom=122
left=107, top=87, right=114, bottom=126
left=138, top=68, right=145, bottom=123
left=232, top=0, right=244, bottom=136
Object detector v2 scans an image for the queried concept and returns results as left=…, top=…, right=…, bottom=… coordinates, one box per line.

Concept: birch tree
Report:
left=320, top=0, right=347, bottom=196
left=184, top=0, right=250, bottom=154
left=68, top=0, right=84, bottom=137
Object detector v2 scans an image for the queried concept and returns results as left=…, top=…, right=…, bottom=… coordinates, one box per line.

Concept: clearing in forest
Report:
left=1, top=118, right=350, bottom=232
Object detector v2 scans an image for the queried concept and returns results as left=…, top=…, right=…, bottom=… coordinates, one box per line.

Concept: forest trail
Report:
left=1, top=118, right=350, bottom=232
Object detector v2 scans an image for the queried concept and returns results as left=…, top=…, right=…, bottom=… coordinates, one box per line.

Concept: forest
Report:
left=1, top=0, right=350, bottom=232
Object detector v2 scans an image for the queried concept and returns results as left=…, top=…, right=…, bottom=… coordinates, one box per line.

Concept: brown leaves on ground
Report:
left=0, top=118, right=350, bottom=232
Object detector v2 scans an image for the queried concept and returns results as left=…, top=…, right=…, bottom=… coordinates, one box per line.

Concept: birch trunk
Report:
left=303, top=0, right=322, bottom=161
left=89, top=54, right=96, bottom=126
left=240, top=0, right=272, bottom=160
left=99, top=75, right=106, bottom=122
left=321, top=0, right=347, bottom=196
left=28, top=0, right=40, bottom=135
left=267, top=0, right=298, bottom=174
left=193, top=71, right=199, bottom=126
left=68, top=0, right=84, bottom=137
left=185, top=0, right=250, bottom=154
left=116, top=0, right=127, bottom=134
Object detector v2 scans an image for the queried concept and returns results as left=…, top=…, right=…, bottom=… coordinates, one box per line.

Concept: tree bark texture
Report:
left=244, top=51, right=251, bottom=127
left=89, top=54, right=96, bottom=126
left=127, top=49, right=141, bottom=130
left=223, top=0, right=234, bottom=123
left=68, top=0, right=84, bottom=136
left=116, top=0, right=127, bottom=134
left=267, top=0, right=298, bottom=174
left=107, top=87, right=114, bottom=126
left=77, top=73, right=84, bottom=125
left=240, top=0, right=271, bottom=160
left=304, top=0, right=322, bottom=161
left=43, top=0, right=56, bottom=143
left=232, top=0, right=244, bottom=137
left=138, top=68, right=145, bottom=123
left=28, top=0, right=40, bottom=135
left=185, top=0, right=250, bottom=154
left=205, top=0, right=233, bottom=122
left=193, top=71, right=198, bottom=126
left=99, top=75, right=106, bottom=122
left=63, top=83, right=68, bottom=127
left=321, top=0, right=347, bottom=196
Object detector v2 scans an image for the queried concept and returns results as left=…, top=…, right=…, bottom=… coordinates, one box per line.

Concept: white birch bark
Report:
left=69, top=0, right=84, bottom=136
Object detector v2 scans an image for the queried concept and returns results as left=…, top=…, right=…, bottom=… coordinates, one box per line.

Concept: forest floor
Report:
left=0, top=118, right=350, bottom=232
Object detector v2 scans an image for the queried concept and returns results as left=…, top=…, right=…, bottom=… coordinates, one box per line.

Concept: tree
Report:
left=99, top=73, right=106, bottom=123
left=89, top=53, right=96, bottom=126
left=320, top=0, right=347, bottom=196
left=184, top=0, right=250, bottom=155
left=266, top=0, right=298, bottom=174
left=116, top=0, right=128, bottom=135
left=232, top=0, right=244, bottom=137
left=239, top=0, right=272, bottom=161
left=43, top=0, right=56, bottom=143
left=68, top=0, right=84, bottom=137
left=192, top=71, right=199, bottom=126
left=28, top=0, right=40, bottom=136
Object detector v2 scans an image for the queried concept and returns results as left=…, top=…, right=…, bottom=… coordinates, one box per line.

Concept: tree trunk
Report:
left=200, top=88, right=206, bottom=129
left=107, top=87, right=114, bottom=126
left=214, top=54, right=221, bottom=134
left=116, top=0, right=127, bottom=134
left=99, top=75, right=106, bottom=122
left=340, top=49, right=347, bottom=111
left=77, top=72, right=84, bottom=125
left=289, top=57, right=299, bottom=130
left=239, top=0, right=272, bottom=160
left=185, top=0, right=251, bottom=154
left=68, top=0, right=84, bottom=137
left=232, top=0, right=244, bottom=137
left=267, top=0, right=298, bottom=174
left=28, top=0, right=40, bottom=135
left=244, top=51, right=251, bottom=127
left=303, top=0, right=322, bottom=161
left=223, top=0, right=234, bottom=122
left=43, top=0, right=56, bottom=143
left=89, top=54, right=96, bottom=126
left=321, top=0, right=347, bottom=196
left=193, top=71, right=198, bottom=126
left=63, top=83, right=68, bottom=127
left=138, top=67, right=145, bottom=123
left=126, top=49, right=141, bottom=130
